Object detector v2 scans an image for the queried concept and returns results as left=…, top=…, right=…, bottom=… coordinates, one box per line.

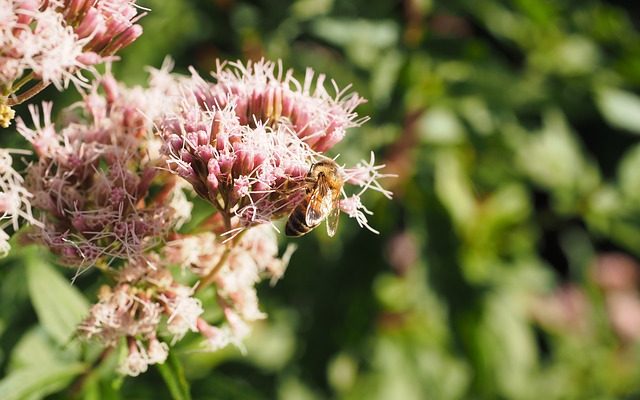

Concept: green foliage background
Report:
left=3, top=0, right=640, bottom=398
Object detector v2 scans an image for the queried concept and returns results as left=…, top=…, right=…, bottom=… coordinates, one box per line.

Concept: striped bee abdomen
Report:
left=285, top=202, right=317, bottom=237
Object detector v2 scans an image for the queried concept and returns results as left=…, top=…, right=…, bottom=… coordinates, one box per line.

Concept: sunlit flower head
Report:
left=80, top=255, right=201, bottom=375
left=1, top=0, right=146, bottom=112
left=16, top=67, right=186, bottom=267
left=159, top=59, right=391, bottom=235
left=165, top=225, right=294, bottom=352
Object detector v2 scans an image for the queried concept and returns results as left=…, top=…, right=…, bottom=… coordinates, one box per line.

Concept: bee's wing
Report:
left=325, top=198, right=340, bottom=237
left=305, top=175, right=333, bottom=227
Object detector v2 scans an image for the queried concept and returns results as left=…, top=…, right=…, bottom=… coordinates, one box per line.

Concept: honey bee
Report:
left=286, top=159, right=344, bottom=237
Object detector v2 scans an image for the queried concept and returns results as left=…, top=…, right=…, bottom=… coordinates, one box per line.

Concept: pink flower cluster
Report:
left=79, top=256, right=198, bottom=376
left=0, top=0, right=394, bottom=380
left=166, top=225, right=294, bottom=350
left=0, top=148, right=40, bottom=255
left=12, top=59, right=391, bottom=377
left=0, top=0, right=145, bottom=114
left=16, top=69, right=182, bottom=267
left=79, top=225, right=291, bottom=375
left=159, top=60, right=391, bottom=234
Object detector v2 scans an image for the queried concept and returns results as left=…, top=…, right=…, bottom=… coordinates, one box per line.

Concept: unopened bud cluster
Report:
left=159, top=60, right=390, bottom=233
left=1, top=0, right=146, bottom=127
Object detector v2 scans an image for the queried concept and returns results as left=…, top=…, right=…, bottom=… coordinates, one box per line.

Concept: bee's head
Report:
left=308, top=159, right=336, bottom=176
left=308, top=159, right=343, bottom=185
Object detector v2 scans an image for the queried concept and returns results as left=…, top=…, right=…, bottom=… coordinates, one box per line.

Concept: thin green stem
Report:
left=196, top=229, right=247, bottom=293
left=68, top=346, right=114, bottom=398
left=7, top=72, right=35, bottom=95
left=196, top=244, right=232, bottom=293
left=8, top=80, right=51, bottom=106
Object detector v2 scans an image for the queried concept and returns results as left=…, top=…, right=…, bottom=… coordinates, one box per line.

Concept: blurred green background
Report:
left=4, top=0, right=640, bottom=398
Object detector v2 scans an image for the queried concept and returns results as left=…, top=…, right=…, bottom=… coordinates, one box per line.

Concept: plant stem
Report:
left=7, top=72, right=34, bottom=95
left=196, top=229, right=247, bottom=293
left=8, top=80, right=51, bottom=106
left=68, top=346, right=115, bottom=398
left=196, top=244, right=232, bottom=293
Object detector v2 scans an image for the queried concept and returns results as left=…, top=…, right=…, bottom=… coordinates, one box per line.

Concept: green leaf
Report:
left=291, top=0, right=333, bottom=20
left=9, top=328, right=58, bottom=371
left=596, top=87, right=640, bottom=134
left=417, top=107, right=466, bottom=144
left=156, top=353, right=192, bottom=400
left=310, top=18, right=399, bottom=68
left=370, top=49, right=404, bottom=106
left=618, top=144, right=640, bottom=202
left=26, top=255, right=89, bottom=345
left=0, top=362, right=85, bottom=400
left=434, top=151, right=476, bottom=227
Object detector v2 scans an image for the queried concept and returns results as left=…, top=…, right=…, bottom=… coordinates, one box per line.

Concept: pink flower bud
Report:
left=76, top=52, right=103, bottom=68
left=195, top=145, right=214, bottom=163
left=196, top=318, right=215, bottom=336
left=185, top=131, right=199, bottom=146
left=167, top=134, right=183, bottom=153
left=100, top=74, right=120, bottom=105
left=280, top=89, right=295, bottom=118
left=61, top=245, right=80, bottom=260
left=75, top=7, right=102, bottom=38
left=87, top=20, right=109, bottom=49
left=207, top=158, right=221, bottom=175
left=197, top=130, right=210, bottom=146
left=215, top=130, right=229, bottom=151
left=103, top=24, right=143, bottom=55
left=235, top=98, right=249, bottom=125
left=14, top=0, right=39, bottom=27
left=314, top=127, right=345, bottom=153
left=250, top=181, right=270, bottom=202
left=232, top=148, right=254, bottom=177
left=110, top=187, right=126, bottom=205
left=177, top=164, right=196, bottom=180
left=179, top=149, right=194, bottom=164
left=71, top=215, right=89, bottom=232
left=105, top=18, right=131, bottom=42
left=218, top=154, right=234, bottom=175
left=207, top=172, right=219, bottom=192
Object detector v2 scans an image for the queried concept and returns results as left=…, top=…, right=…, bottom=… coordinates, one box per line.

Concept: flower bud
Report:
left=103, top=25, right=143, bottom=56
left=75, top=8, right=102, bottom=38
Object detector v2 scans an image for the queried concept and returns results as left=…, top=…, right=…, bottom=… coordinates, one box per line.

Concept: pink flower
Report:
left=1, top=2, right=84, bottom=89
left=80, top=283, right=163, bottom=345
left=163, top=225, right=294, bottom=351
left=118, top=338, right=149, bottom=376
left=339, top=195, right=377, bottom=234
left=1, top=0, right=146, bottom=111
left=197, top=60, right=367, bottom=152
left=160, top=285, right=204, bottom=341
left=0, top=148, right=41, bottom=256
left=159, top=59, right=391, bottom=235
left=342, top=152, right=395, bottom=199
left=11, top=59, right=393, bottom=376
left=80, top=255, right=200, bottom=375
left=197, top=318, right=235, bottom=351
left=16, top=69, right=186, bottom=267
left=118, top=336, right=168, bottom=376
